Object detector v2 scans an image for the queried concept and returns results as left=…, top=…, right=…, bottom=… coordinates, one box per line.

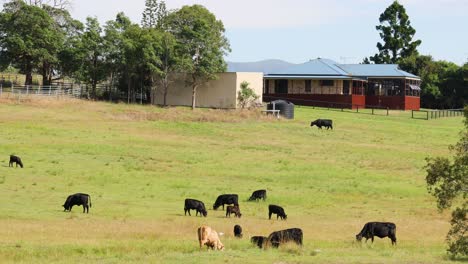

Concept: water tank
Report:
left=267, top=100, right=294, bottom=119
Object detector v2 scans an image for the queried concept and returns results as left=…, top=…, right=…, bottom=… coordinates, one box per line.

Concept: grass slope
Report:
left=0, top=98, right=463, bottom=263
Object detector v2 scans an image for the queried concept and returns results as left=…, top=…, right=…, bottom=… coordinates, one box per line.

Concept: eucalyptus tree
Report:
left=0, top=0, right=62, bottom=85
left=167, top=4, right=230, bottom=109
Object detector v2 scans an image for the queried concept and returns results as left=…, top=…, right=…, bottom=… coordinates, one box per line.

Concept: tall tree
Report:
left=0, top=0, right=62, bottom=85
left=167, top=5, right=230, bottom=109
left=370, top=1, right=421, bottom=64
left=426, top=108, right=468, bottom=257
left=141, top=0, right=177, bottom=106
left=23, top=0, right=72, bottom=10
left=141, top=0, right=166, bottom=29
left=80, top=17, right=107, bottom=98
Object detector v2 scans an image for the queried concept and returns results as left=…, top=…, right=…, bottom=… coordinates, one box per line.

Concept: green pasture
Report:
left=0, top=98, right=464, bottom=263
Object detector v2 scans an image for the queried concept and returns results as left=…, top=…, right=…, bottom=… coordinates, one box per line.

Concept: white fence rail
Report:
left=0, top=84, right=84, bottom=99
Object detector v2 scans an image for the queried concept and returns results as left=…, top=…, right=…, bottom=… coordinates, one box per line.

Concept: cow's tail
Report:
left=88, top=195, right=92, bottom=207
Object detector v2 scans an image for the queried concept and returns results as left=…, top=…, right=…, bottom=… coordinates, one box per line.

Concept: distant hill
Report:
left=227, top=59, right=296, bottom=74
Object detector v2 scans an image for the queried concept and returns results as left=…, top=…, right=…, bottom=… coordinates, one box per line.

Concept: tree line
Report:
left=0, top=0, right=230, bottom=109
left=365, top=1, right=468, bottom=109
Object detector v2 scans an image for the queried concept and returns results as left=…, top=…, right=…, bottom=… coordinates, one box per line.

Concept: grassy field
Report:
left=0, top=97, right=464, bottom=263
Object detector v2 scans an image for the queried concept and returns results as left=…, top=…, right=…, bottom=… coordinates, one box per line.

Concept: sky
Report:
left=65, top=0, right=468, bottom=65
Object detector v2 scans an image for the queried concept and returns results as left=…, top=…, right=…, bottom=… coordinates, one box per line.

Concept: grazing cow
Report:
left=248, top=189, right=267, bottom=201
left=184, top=198, right=207, bottom=217
left=226, top=205, right=242, bottom=218
left=63, top=193, right=92, bottom=213
left=356, top=222, right=397, bottom=245
left=268, top=204, right=287, bottom=220
left=265, top=228, right=303, bottom=248
left=197, top=226, right=225, bottom=250
left=234, top=225, right=243, bottom=238
left=213, top=194, right=238, bottom=210
left=251, top=236, right=267, bottom=248
left=310, top=119, right=333, bottom=130
left=9, top=155, right=23, bottom=168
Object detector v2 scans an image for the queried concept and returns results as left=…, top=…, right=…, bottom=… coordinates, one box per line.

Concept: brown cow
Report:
left=226, top=205, right=242, bottom=218
left=197, top=226, right=225, bottom=251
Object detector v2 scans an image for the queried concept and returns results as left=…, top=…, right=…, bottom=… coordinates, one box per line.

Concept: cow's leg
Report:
left=371, top=236, right=374, bottom=243
left=268, top=212, right=272, bottom=219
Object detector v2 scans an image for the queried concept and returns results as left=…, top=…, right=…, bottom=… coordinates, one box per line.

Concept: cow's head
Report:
left=310, top=121, right=317, bottom=127
left=62, top=204, right=69, bottom=211
left=213, top=204, right=219, bottom=210
left=217, top=243, right=225, bottom=251
left=237, top=213, right=242, bottom=218
left=356, top=234, right=363, bottom=242
left=283, top=214, right=287, bottom=220
left=201, top=209, right=208, bottom=217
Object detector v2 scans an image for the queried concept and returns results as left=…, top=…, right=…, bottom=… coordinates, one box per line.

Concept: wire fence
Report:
left=411, top=109, right=465, bottom=120
left=264, top=95, right=391, bottom=116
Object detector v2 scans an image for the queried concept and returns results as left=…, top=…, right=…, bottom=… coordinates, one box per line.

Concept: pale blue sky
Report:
left=60, top=0, right=468, bottom=65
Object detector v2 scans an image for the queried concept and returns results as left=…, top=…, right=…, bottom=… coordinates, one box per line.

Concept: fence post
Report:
left=26, top=85, right=29, bottom=96
left=372, top=108, right=374, bottom=115
left=412, top=110, right=414, bottom=119
left=356, top=105, right=359, bottom=113
left=0, top=83, right=2, bottom=97
left=49, top=86, right=52, bottom=96
left=386, top=108, right=389, bottom=116
left=426, top=111, right=429, bottom=120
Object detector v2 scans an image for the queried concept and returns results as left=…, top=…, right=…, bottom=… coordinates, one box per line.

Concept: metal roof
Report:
left=337, top=64, right=419, bottom=78
left=265, top=58, right=420, bottom=80
left=267, top=58, right=349, bottom=76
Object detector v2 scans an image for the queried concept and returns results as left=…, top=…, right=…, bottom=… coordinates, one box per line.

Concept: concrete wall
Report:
left=155, top=72, right=263, bottom=109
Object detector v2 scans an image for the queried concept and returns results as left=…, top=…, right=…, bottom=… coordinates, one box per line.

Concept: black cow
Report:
left=248, top=189, right=267, bottom=201
left=234, top=225, right=243, bottom=238
left=310, top=119, right=333, bottom=130
left=356, top=222, right=397, bottom=245
left=251, top=236, right=267, bottom=248
left=9, top=155, right=23, bottom=168
left=63, top=193, right=92, bottom=213
left=265, top=228, right=303, bottom=248
left=184, top=198, right=207, bottom=217
left=268, top=204, right=287, bottom=220
left=213, top=194, right=238, bottom=210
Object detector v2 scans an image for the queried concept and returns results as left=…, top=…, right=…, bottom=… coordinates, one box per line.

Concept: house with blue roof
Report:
left=263, top=58, right=421, bottom=110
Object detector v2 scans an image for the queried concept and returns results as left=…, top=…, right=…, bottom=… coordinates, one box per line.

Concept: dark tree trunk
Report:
left=25, top=62, right=33, bottom=85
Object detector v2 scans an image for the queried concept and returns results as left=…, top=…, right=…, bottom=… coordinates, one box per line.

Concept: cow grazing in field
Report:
left=197, top=226, right=225, bottom=250
left=9, top=155, right=23, bottom=168
left=268, top=204, right=287, bottom=220
left=251, top=236, right=267, bottom=248
left=234, top=225, right=243, bottom=238
left=184, top=198, right=207, bottom=217
left=248, top=189, right=267, bottom=201
left=213, top=194, right=238, bottom=210
left=265, top=228, right=303, bottom=248
left=356, top=222, right=397, bottom=245
left=63, top=193, right=92, bottom=213
left=226, top=205, right=242, bottom=218
left=310, top=119, right=333, bottom=130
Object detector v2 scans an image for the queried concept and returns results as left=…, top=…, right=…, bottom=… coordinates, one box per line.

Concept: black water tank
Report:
left=267, top=100, right=294, bottom=119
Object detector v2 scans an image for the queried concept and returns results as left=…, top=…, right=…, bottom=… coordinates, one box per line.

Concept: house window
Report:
left=264, top=80, right=269, bottom=94
left=305, top=80, right=311, bottom=93
left=343, top=80, right=350, bottom=95
left=321, top=80, right=334, bottom=86
left=274, top=79, right=288, bottom=94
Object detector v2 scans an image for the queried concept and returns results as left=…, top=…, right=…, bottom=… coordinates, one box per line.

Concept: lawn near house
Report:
left=0, top=97, right=463, bottom=263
